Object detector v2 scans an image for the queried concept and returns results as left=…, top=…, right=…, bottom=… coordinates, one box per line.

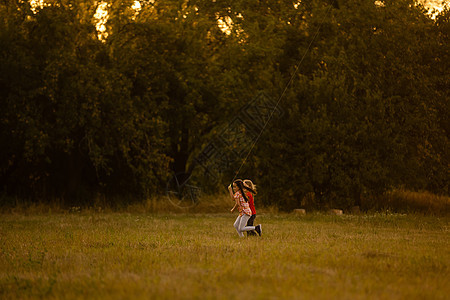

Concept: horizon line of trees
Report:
left=1, top=0, right=448, bottom=210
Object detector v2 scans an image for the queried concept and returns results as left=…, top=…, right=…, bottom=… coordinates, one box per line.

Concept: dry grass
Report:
left=377, top=190, right=450, bottom=215
left=1, top=189, right=448, bottom=216
left=0, top=211, right=448, bottom=299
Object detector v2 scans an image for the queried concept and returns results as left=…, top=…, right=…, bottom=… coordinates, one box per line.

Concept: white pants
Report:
left=234, top=214, right=256, bottom=237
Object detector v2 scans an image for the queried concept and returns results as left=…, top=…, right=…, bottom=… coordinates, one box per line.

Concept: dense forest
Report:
left=0, top=0, right=448, bottom=210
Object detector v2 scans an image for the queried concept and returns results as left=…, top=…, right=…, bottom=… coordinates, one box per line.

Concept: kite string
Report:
left=231, top=2, right=335, bottom=184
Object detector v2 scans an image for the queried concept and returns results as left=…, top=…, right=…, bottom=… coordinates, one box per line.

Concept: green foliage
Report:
left=244, top=0, right=449, bottom=210
left=0, top=1, right=169, bottom=203
left=0, top=0, right=448, bottom=208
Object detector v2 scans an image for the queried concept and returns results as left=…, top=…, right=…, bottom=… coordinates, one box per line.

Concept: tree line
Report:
left=1, top=0, right=448, bottom=210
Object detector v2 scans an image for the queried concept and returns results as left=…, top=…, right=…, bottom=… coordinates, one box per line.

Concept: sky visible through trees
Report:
left=30, top=1, right=449, bottom=40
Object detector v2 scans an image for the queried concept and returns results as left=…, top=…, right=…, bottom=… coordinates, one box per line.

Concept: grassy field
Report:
left=0, top=211, right=448, bottom=299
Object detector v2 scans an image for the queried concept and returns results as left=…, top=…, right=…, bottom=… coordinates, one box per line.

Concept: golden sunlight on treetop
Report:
left=27, top=1, right=448, bottom=41
left=94, top=1, right=109, bottom=41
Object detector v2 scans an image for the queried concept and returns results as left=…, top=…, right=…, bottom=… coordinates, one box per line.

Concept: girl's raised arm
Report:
left=230, top=196, right=239, bottom=213
left=229, top=184, right=237, bottom=212
left=228, top=185, right=234, bottom=200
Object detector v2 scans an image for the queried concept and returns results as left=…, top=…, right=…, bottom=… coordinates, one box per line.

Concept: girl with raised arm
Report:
left=229, top=179, right=261, bottom=237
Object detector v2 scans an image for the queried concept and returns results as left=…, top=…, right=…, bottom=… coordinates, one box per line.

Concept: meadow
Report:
left=0, top=210, right=449, bottom=299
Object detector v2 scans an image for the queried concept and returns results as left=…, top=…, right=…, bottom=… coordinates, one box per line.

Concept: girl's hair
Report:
left=243, top=179, right=257, bottom=195
left=233, top=179, right=249, bottom=202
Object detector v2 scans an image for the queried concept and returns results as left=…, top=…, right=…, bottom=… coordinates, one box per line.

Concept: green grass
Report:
left=0, top=212, right=448, bottom=299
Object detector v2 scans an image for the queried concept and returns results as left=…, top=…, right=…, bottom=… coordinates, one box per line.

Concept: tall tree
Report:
left=0, top=1, right=169, bottom=203
left=250, top=0, right=449, bottom=209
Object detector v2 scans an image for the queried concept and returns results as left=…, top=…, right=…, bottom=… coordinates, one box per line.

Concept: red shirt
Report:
left=246, top=192, right=256, bottom=215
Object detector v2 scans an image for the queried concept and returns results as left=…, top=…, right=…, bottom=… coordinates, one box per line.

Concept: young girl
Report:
left=244, top=179, right=257, bottom=236
left=229, top=179, right=262, bottom=237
